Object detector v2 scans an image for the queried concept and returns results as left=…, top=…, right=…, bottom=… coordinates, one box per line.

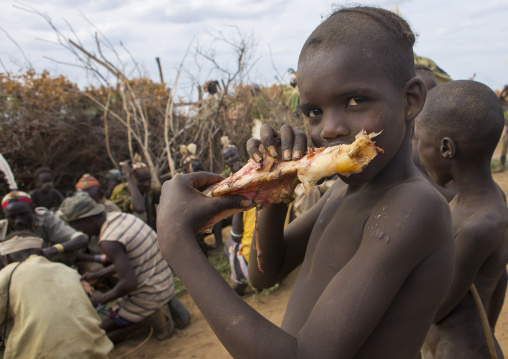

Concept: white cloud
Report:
left=0, top=0, right=507, bottom=91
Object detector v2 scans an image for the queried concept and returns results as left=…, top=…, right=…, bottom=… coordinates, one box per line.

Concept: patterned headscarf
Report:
left=75, top=174, right=101, bottom=190
left=1, top=191, right=32, bottom=209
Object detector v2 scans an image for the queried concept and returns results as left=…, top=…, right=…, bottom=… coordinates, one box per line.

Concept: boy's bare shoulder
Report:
left=457, top=204, right=508, bottom=249
left=363, top=176, right=452, bottom=256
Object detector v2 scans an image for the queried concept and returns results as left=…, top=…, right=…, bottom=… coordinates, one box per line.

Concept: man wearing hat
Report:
left=75, top=173, right=121, bottom=213
left=60, top=192, right=179, bottom=342
left=0, top=231, right=113, bottom=358
left=0, top=191, right=88, bottom=265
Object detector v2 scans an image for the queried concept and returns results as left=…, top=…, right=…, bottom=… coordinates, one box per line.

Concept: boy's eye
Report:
left=308, top=108, right=322, bottom=118
left=346, top=97, right=367, bottom=107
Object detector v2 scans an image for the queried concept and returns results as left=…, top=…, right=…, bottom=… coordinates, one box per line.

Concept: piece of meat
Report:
left=201, top=129, right=382, bottom=231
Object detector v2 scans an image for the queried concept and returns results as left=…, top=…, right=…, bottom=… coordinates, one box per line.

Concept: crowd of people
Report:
left=0, top=161, right=192, bottom=357
left=0, top=4, right=508, bottom=359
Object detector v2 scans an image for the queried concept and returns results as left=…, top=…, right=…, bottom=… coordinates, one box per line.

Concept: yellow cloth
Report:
left=0, top=255, right=113, bottom=359
left=240, top=208, right=257, bottom=263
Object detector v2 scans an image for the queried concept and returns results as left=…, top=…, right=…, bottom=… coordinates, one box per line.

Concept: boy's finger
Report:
left=215, top=195, right=253, bottom=212
left=166, top=173, right=224, bottom=193
left=259, top=124, right=280, bottom=158
left=187, top=172, right=225, bottom=189
left=280, top=125, right=294, bottom=160
left=293, top=130, right=307, bottom=159
left=246, top=138, right=262, bottom=162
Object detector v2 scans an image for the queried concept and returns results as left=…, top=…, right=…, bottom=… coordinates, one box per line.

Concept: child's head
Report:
left=34, top=167, right=54, bottom=192
left=415, top=65, right=438, bottom=91
left=297, top=6, right=425, bottom=183
left=415, top=80, right=504, bottom=185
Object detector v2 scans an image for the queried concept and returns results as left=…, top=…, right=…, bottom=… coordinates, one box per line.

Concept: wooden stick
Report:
left=470, top=284, right=498, bottom=359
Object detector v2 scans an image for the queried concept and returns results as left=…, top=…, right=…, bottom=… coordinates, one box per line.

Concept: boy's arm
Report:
left=247, top=191, right=327, bottom=288
left=122, top=162, right=145, bottom=213
left=91, top=241, right=137, bottom=306
left=53, top=189, right=65, bottom=204
left=434, top=218, right=502, bottom=322
left=158, top=174, right=453, bottom=358
left=230, top=213, right=243, bottom=243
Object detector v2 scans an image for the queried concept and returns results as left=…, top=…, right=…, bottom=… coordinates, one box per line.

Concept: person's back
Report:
left=416, top=81, right=508, bottom=358
left=0, top=255, right=112, bottom=358
left=157, top=6, right=455, bottom=359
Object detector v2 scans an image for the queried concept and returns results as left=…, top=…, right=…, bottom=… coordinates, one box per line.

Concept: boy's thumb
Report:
left=215, top=195, right=252, bottom=211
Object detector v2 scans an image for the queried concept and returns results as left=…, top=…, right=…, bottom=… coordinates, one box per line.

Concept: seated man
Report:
left=0, top=191, right=88, bottom=266
left=59, top=192, right=184, bottom=342
left=0, top=231, right=113, bottom=358
left=110, top=161, right=160, bottom=230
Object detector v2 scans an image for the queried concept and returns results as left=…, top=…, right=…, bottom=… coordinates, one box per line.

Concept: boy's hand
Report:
left=246, top=124, right=307, bottom=162
left=90, top=291, right=105, bottom=307
left=157, top=172, right=251, bottom=248
left=121, top=161, right=133, bottom=179
left=81, top=271, right=101, bottom=286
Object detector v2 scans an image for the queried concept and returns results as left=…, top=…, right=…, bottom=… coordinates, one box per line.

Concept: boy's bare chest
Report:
left=303, top=191, right=377, bottom=275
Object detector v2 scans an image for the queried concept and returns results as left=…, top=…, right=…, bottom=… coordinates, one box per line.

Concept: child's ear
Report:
left=440, top=137, right=456, bottom=159
left=404, top=77, right=426, bottom=123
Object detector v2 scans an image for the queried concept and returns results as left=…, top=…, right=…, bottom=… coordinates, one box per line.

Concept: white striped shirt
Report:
left=99, top=212, right=174, bottom=322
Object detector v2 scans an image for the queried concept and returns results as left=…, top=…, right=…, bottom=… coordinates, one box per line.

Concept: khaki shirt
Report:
left=0, top=255, right=113, bottom=358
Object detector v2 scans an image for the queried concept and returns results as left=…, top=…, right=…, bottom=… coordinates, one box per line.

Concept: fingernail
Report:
left=268, top=145, right=278, bottom=157
left=240, top=199, right=252, bottom=208
left=253, top=153, right=262, bottom=163
left=293, top=150, right=302, bottom=159
left=283, top=149, right=291, bottom=160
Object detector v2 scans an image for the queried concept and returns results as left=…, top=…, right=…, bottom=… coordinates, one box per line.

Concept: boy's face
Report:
left=37, top=172, right=54, bottom=192
left=222, top=148, right=242, bottom=172
left=69, top=216, right=100, bottom=237
left=298, top=46, right=408, bottom=183
left=414, top=116, right=451, bottom=186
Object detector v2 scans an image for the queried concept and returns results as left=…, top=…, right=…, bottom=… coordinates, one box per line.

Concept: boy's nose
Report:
left=320, top=116, right=350, bottom=140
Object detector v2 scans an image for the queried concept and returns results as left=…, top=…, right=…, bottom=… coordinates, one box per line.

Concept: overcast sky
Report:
left=1, top=0, right=507, bottom=96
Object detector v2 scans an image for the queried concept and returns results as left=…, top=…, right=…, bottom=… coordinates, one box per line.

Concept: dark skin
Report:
left=77, top=186, right=104, bottom=203
left=30, top=172, right=65, bottom=210
left=416, top=112, right=508, bottom=358
left=1, top=248, right=42, bottom=266
left=121, top=162, right=151, bottom=214
left=222, top=147, right=243, bottom=173
left=410, top=73, right=456, bottom=202
left=157, top=43, right=455, bottom=359
left=3, top=202, right=88, bottom=258
left=68, top=212, right=138, bottom=333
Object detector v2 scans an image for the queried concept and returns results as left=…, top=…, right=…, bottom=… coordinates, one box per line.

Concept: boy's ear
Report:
left=440, top=137, right=456, bottom=159
left=404, top=77, right=426, bottom=123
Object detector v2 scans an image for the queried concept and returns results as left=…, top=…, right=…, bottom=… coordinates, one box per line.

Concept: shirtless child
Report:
left=157, top=6, right=454, bottom=358
left=411, top=65, right=456, bottom=202
left=415, top=81, right=508, bottom=358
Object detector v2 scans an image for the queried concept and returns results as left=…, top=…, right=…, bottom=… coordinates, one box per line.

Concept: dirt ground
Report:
left=110, top=153, right=508, bottom=359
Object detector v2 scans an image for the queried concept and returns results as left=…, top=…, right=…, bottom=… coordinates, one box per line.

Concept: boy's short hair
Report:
left=34, top=167, right=52, bottom=180
left=422, top=80, right=504, bottom=156
left=299, top=6, right=416, bottom=89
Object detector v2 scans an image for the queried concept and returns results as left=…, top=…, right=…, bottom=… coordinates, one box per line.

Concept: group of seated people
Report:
left=0, top=160, right=190, bottom=357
